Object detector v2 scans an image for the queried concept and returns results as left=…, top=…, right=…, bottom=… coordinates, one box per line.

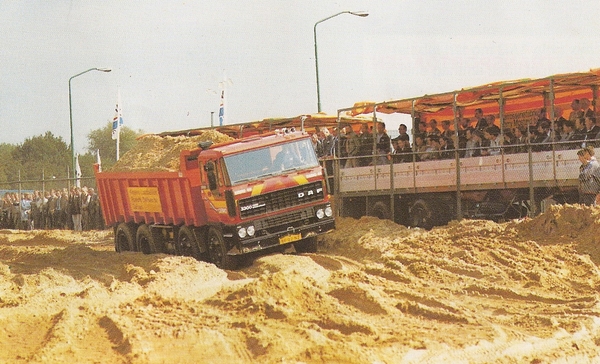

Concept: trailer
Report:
left=333, top=68, right=600, bottom=228
left=95, top=130, right=335, bottom=269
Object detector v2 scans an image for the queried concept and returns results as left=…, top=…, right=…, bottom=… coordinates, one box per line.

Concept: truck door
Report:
left=202, top=160, right=233, bottom=218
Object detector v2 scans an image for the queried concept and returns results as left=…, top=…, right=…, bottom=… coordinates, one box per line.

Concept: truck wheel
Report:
left=409, top=199, right=434, bottom=230
left=136, top=224, right=159, bottom=255
left=294, top=236, right=318, bottom=253
left=177, top=226, right=201, bottom=259
left=115, top=222, right=135, bottom=252
left=369, top=201, right=390, bottom=220
left=207, top=226, right=237, bottom=270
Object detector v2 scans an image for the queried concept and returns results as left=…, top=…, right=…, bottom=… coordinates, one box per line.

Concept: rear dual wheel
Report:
left=136, top=224, right=163, bottom=254
left=115, top=222, right=135, bottom=252
left=177, top=226, right=202, bottom=259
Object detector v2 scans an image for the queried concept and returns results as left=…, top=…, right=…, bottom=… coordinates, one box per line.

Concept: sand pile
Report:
left=110, top=130, right=233, bottom=172
left=2, top=205, right=600, bottom=362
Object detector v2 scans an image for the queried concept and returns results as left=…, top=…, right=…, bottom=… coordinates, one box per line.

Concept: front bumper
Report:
left=227, top=217, right=335, bottom=256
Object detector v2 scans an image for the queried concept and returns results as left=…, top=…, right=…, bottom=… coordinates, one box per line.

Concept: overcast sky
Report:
left=2, top=1, right=600, bottom=153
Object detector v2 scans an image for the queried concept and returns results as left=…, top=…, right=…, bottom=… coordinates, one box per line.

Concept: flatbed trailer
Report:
left=333, top=68, right=600, bottom=228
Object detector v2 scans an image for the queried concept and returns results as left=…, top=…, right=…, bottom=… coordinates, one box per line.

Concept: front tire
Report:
left=207, top=226, right=237, bottom=269
left=294, top=236, right=318, bottom=253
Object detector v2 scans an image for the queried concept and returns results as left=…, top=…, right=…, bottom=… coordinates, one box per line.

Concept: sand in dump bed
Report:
left=110, top=130, right=234, bottom=172
left=3, top=204, right=600, bottom=362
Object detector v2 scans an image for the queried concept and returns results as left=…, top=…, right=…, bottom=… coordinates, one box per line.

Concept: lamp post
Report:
left=314, top=11, right=368, bottom=113
left=68, top=67, right=111, bottom=177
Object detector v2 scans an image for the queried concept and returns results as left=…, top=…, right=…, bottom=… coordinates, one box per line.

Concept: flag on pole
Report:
left=75, top=154, right=82, bottom=188
left=96, top=149, right=102, bottom=173
left=218, top=90, right=225, bottom=126
left=111, top=90, right=123, bottom=140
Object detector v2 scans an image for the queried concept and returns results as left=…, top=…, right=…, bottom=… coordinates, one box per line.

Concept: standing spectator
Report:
left=310, top=133, right=323, bottom=158
left=465, top=129, right=483, bottom=158
left=343, top=125, right=361, bottom=168
left=357, top=123, right=372, bottom=166
left=474, top=108, right=488, bottom=131
left=87, top=188, right=101, bottom=230
left=583, top=116, right=599, bottom=147
left=581, top=98, right=594, bottom=118
left=69, top=187, right=83, bottom=231
left=397, top=123, right=410, bottom=142
left=375, top=122, right=391, bottom=164
left=569, top=99, right=582, bottom=122
left=428, top=119, right=441, bottom=136
left=578, top=148, right=600, bottom=206
left=81, top=187, right=91, bottom=230
left=392, top=134, right=412, bottom=163
left=440, top=120, right=453, bottom=139
left=482, top=126, right=502, bottom=156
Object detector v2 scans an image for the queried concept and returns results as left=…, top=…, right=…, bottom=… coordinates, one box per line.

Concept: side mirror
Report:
left=205, top=161, right=218, bottom=191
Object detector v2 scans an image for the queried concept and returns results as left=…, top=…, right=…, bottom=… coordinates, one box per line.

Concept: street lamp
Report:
left=68, top=67, right=111, bottom=177
left=314, top=11, right=368, bottom=113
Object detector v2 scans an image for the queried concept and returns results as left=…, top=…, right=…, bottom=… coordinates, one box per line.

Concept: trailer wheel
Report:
left=409, top=199, right=434, bottom=230
left=115, top=222, right=135, bottom=252
left=177, top=226, right=201, bottom=259
left=369, top=201, right=391, bottom=220
left=136, top=224, right=159, bottom=255
left=207, top=226, right=237, bottom=270
left=294, top=236, right=318, bottom=253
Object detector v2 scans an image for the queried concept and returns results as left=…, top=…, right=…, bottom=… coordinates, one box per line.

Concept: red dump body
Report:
left=95, top=150, right=206, bottom=228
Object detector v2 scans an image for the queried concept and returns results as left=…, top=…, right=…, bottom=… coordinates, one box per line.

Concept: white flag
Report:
left=96, top=149, right=102, bottom=172
left=75, top=154, right=82, bottom=188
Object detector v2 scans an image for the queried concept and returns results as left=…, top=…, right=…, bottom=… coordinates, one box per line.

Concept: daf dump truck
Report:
left=94, top=130, right=335, bottom=269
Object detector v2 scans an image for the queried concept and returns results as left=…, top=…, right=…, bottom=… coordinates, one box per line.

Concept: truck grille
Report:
left=253, top=207, right=314, bottom=231
left=239, top=181, right=324, bottom=219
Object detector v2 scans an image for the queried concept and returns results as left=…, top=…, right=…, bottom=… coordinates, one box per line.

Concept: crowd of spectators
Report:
left=312, top=99, right=600, bottom=168
left=0, top=186, right=103, bottom=231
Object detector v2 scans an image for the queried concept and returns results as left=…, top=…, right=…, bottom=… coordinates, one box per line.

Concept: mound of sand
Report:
left=110, top=130, right=233, bottom=172
left=2, top=205, right=600, bottom=362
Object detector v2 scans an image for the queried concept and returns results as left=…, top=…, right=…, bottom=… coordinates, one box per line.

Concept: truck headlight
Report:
left=238, top=227, right=247, bottom=238
left=247, top=225, right=255, bottom=236
left=325, top=206, right=333, bottom=217
left=316, top=208, right=325, bottom=219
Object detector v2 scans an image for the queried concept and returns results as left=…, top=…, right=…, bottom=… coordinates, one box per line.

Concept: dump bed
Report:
left=94, top=152, right=207, bottom=227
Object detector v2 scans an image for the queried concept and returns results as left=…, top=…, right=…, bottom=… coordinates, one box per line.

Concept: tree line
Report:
left=0, top=122, right=142, bottom=190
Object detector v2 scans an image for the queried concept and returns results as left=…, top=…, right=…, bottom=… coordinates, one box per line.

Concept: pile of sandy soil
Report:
left=110, top=130, right=233, bottom=172
left=2, top=204, right=600, bottom=363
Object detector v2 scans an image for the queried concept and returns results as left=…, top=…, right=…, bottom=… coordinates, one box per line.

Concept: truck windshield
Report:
left=224, top=138, right=319, bottom=185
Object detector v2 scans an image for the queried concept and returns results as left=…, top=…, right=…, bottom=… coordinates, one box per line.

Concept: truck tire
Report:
left=409, top=199, right=434, bottom=230
left=177, top=226, right=202, bottom=259
left=207, top=226, right=237, bottom=270
left=369, top=201, right=391, bottom=220
left=115, top=222, right=135, bottom=252
left=294, top=236, right=318, bottom=253
left=136, top=224, right=160, bottom=255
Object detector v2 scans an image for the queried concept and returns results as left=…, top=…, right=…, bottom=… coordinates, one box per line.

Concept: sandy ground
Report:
left=2, top=204, right=600, bottom=363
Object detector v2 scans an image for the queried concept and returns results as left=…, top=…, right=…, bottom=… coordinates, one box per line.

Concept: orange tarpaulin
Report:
left=159, top=113, right=373, bottom=139
left=347, top=69, right=600, bottom=125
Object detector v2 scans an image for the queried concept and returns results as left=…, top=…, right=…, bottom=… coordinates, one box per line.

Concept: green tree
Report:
left=86, top=122, right=142, bottom=171
left=0, top=143, right=17, bottom=185
left=6, top=132, right=70, bottom=190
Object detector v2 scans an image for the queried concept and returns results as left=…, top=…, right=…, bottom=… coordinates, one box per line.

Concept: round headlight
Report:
left=316, top=208, right=325, bottom=219
left=238, top=227, right=247, bottom=238
left=325, top=206, right=333, bottom=217
left=247, top=225, right=255, bottom=236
